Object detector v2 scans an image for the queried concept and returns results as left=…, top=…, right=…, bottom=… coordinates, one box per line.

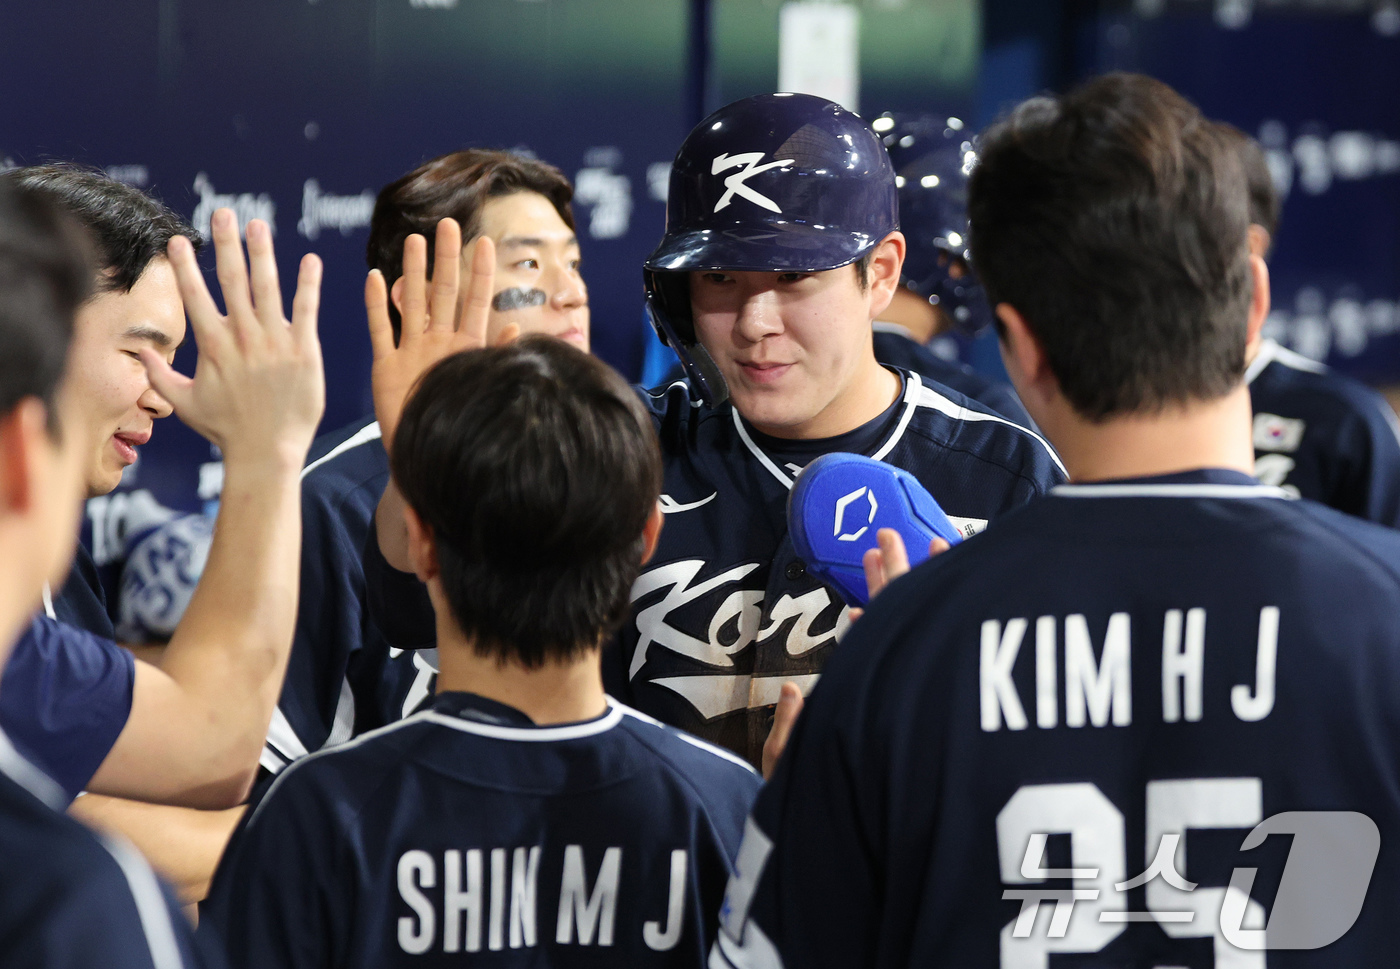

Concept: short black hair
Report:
left=367, top=150, right=577, bottom=333
left=969, top=73, right=1253, bottom=420
left=2, top=165, right=198, bottom=294
left=1215, top=122, right=1280, bottom=244
left=391, top=335, right=661, bottom=668
left=0, top=181, right=94, bottom=434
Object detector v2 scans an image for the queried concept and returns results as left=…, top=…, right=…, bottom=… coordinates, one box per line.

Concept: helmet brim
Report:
left=644, top=222, right=886, bottom=274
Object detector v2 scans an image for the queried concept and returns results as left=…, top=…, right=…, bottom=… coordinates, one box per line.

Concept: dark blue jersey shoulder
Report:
left=719, top=469, right=1400, bottom=969
left=51, top=542, right=116, bottom=639
left=623, top=371, right=1065, bottom=765
left=0, top=615, right=134, bottom=802
left=264, top=418, right=430, bottom=776
left=207, top=693, right=759, bottom=969
left=1248, top=339, right=1400, bottom=527
left=0, top=730, right=212, bottom=969
left=872, top=324, right=1035, bottom=427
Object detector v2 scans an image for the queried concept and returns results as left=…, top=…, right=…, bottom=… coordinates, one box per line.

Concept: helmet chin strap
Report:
left=644, top=301, right=730, bottom=407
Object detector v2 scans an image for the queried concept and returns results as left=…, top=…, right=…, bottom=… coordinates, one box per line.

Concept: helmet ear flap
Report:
left=644, top=270, right=730, bottom=407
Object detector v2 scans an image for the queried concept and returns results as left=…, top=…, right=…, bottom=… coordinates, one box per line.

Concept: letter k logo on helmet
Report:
left=711, top=153, right=795, bottom=213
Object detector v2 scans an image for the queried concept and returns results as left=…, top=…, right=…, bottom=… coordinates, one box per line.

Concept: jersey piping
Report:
left=0, top=726, right=64, bottom=809
left=421, top=702, right=624, bottom=742
left=730, top=372, right=927, bottom=490
left=264, top=420, right=383, bottom=774
left=913, top=383, right=1068, bottom=476
left=99, top=833, right=187, bottom=969
left=1052, top=482, right=1293, bottom=499
left=300, top=421, right=382, bottom=480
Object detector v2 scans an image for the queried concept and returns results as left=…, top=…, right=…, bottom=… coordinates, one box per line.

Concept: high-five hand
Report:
left=142, top=208, right=325, bottom=468
left=365, top=218, right=518, bottom=449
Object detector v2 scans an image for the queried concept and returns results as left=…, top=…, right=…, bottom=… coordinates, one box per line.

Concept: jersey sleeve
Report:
left=22, top=831, right=216, bottom=969
left=0, top=616, right=135, bottom=802
left=264, top=473, right=381, bottom=774
left=202, top=766, right=348, bottom=969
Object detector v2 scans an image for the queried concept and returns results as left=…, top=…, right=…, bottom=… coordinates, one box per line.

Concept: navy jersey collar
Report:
left=1053, top=467, right=1292, bottom=499
left=432, top=691, right=615, bottom=733
left=732, top=369, right=918, bottom=489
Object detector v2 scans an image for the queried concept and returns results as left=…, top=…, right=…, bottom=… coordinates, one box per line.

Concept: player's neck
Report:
left=433, top=618, right=608, bottom=726
left=1049, top=384, right=1256, bottom=483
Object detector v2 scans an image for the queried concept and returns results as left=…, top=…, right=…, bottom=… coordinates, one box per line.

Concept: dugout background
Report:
left=2, top=0, right=1398, bottom=515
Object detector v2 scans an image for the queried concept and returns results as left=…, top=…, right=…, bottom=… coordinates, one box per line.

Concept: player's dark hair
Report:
left=392, top=335, right=661, bottom=668
left=367, top=150, right=577, bottom=334
left=968, top=73, right=1253, bottom=420
left=1215, top=122, right=1280, bottom=247
left=2, top=164, right=198, bottom=294
left=0, top=182, right=94, bottom=436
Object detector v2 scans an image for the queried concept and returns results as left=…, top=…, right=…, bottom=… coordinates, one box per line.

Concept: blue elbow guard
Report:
left=788, top=452, right=963, bottom=608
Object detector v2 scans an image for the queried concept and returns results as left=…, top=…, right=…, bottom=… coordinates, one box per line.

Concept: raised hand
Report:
left=366, top=218, right=518, bottom=449
left=142, top=208, right=325, bottom=469
left=846, top=529, right=952, bottom=623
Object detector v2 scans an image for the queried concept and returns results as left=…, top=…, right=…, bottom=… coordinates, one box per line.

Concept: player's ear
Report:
left=1245, top=252, right=1271, bottom=348
left=995, top=303, right=1055, bottom=402
left=865, top=232, right=906, bottom=321
left=390, top=276, right=406, bottom=317
left=401, top=502, right=439, bottom=583
left=639, top=501, right=665, bottom=566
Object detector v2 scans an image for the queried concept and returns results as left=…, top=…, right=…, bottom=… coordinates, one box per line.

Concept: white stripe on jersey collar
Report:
left=424, top=701, right=624, bottom=742
left=0, top=726, right=65, bottom=810
left=732, top=372, right=924, bottom=490
left=1245, top=338, right=1329, bottom=385
left=1053, top=482, right=1293, bottom=499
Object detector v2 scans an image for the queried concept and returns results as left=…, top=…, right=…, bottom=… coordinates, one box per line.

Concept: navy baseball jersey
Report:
left=0, top=726, right=211, bottom=968
left=621, top=368, right=1064, bottom=764
left=206, top=691, right=760, bottom=969
left=716, top=468, right=1400, bottom=968
left=261, top=417, right=435, bottom=776
left=0, top=614, right=134, bottom=802
left=1248, top=338, right=1400, bottom=526
left=872, top=322, right=1034, bottom=426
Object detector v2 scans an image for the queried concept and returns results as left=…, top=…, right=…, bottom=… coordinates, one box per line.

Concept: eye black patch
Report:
left=491, top=287, right=548, bottom=312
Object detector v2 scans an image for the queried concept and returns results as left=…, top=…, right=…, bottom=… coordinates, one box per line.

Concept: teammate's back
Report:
left=713, top=73, right=1400, bottom=969
left=211, top=331, right=759, bottom=969
left=208, top=695, right=758, bottom=968
left=743, top=474, right=1400, bottom=966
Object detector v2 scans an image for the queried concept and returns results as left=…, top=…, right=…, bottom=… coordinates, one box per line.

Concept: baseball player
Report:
left=714, top=74, right=1400, bottom=968
left=0, top=178, right=210, bottom=968
left=263, top=149, right=590, bottom=779
left=870, top=111, right=1034, bottom=426
left=206, top=335, right=759, bottom=969
left=366, top=95, right=1066, bottom=769
left=1216, top=123, right=1400, bottom=526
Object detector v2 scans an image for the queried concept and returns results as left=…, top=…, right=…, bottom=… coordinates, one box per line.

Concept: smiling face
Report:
left=466, top=192, right=589, bottom=351
left=689, top=235, right=905, bottom=439
left=68, top=257, right=185, bottom=496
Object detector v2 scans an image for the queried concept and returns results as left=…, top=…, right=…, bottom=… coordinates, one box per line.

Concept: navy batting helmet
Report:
left=874, top=112, right=994, bottom=335
left=645, top=93, right=900, bottom=405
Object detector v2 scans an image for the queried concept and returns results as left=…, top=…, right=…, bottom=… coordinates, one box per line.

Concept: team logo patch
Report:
left=711, top=152, right=795, bottom=213
left=834, top=486, right=878, bottom=542
left=1253, top=413, right=1306, bottom=453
